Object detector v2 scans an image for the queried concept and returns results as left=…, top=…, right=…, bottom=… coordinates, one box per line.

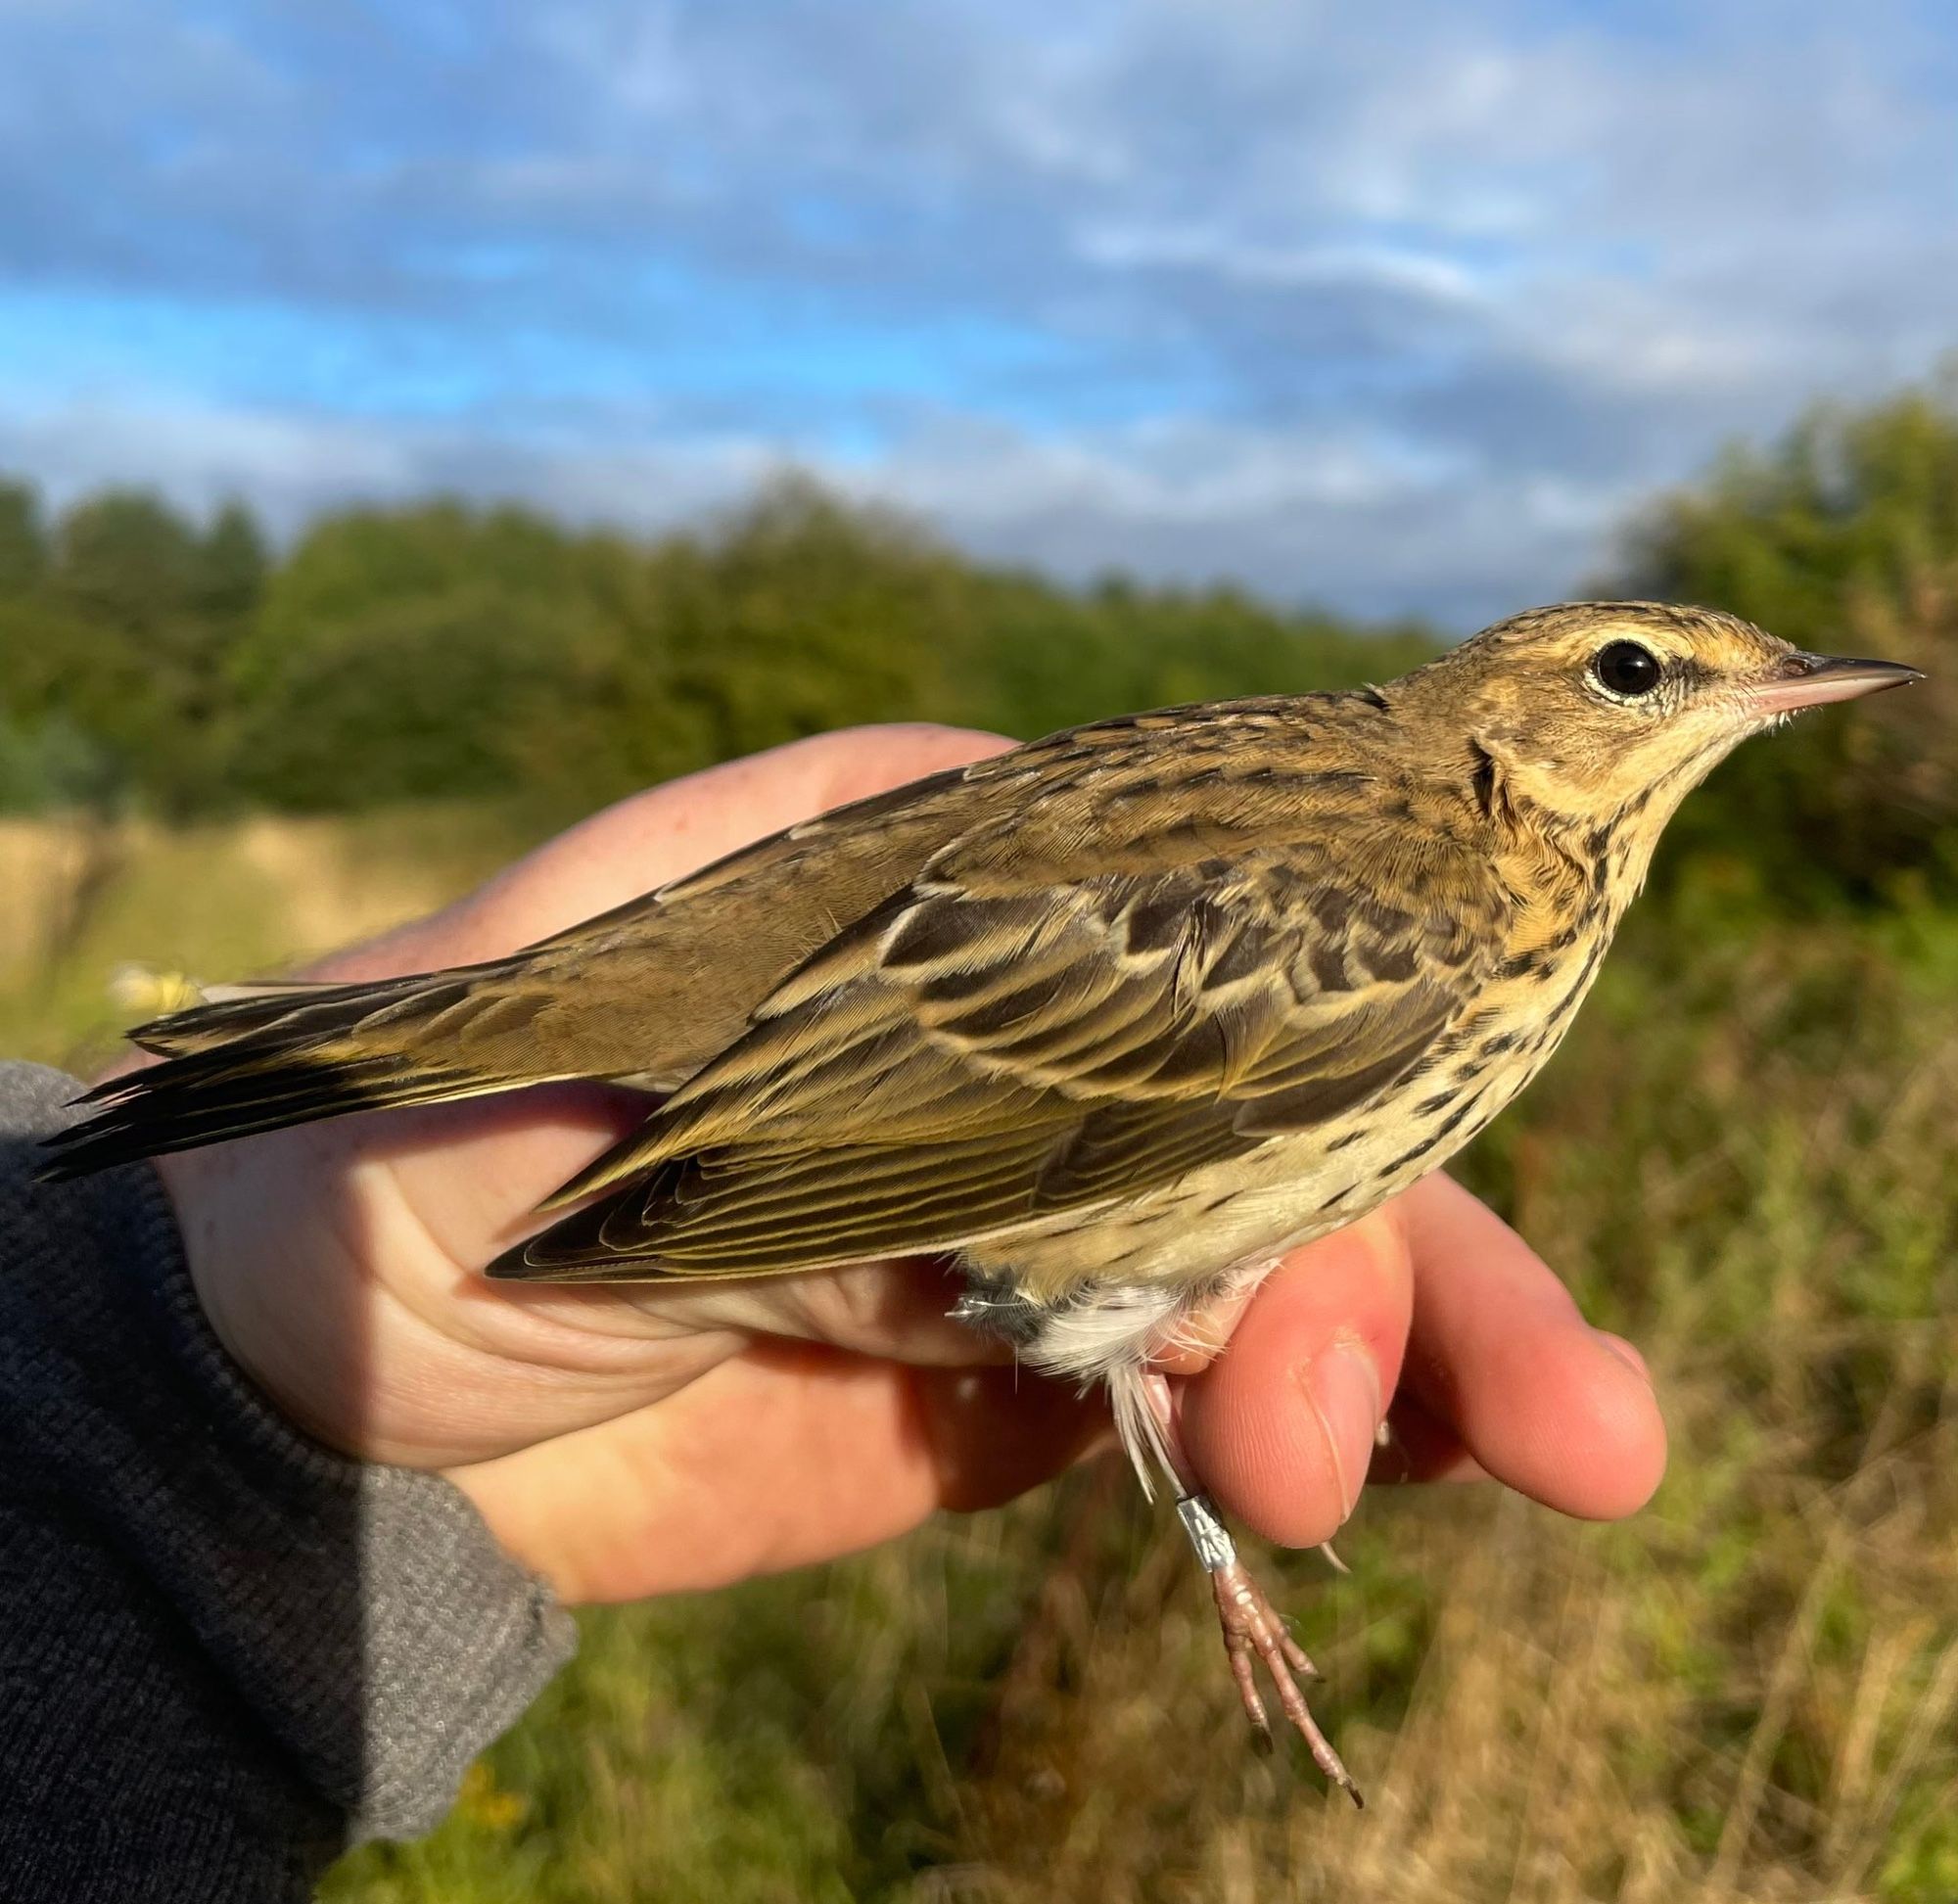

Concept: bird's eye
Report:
left=1593, top=640, right=1662, bottom=699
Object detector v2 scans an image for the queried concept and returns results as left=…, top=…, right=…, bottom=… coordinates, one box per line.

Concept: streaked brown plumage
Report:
left=41, top=600, right=1921, bottom=1800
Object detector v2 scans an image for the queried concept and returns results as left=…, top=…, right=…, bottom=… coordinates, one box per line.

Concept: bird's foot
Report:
left=1172, top=1489, right=1361, bottom=1805
left=1209, top=1550, right=1363, bottom=1806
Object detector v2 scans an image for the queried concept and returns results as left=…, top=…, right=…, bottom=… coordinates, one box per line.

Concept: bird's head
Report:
left=1400, top=600, right=1921, bottom=845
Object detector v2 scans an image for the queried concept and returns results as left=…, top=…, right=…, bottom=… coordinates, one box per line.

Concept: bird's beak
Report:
left=1746, top=654, right=1925, bottom=717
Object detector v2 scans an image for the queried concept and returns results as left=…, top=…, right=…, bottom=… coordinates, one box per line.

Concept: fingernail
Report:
left=1302, top=1337, right=1383, bottom=1522
left=1595, top=1330, right=1654, bottom=1387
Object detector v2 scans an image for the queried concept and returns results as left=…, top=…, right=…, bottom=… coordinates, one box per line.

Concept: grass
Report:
left=8, top=813, right=1955, bottom=1902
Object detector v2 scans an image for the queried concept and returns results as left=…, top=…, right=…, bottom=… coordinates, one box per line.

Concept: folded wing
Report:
left=493, top=803, right=1501, bottom=1280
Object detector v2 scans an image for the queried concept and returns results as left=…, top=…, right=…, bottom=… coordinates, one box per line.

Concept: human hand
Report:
left=150, top=725, right=1666, bottom=1602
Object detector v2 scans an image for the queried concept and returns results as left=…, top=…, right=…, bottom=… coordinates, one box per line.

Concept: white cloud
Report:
left=0, top=381, right=1625, bottom=625
left=0, top=0, right=1954, bottom=621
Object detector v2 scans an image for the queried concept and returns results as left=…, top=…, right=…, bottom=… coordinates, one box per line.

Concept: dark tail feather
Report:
left=36, top=963, right=531, bottom=1181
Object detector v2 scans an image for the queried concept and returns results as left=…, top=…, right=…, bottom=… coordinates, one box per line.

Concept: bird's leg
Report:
left=1140, top=1370, right=1363, bottom=1806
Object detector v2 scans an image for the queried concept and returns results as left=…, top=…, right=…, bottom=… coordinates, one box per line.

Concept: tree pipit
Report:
left=42, top=601, right=1921, bottom=1802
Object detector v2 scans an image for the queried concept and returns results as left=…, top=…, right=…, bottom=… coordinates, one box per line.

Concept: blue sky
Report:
left=1, top=0, right=1955, bottom=626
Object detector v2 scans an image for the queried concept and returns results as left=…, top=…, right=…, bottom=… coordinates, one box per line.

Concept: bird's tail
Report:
left=37, top=958, right=541, bottom=1180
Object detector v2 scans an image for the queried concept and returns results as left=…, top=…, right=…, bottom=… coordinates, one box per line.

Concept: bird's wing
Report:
left=496, top=789, right=1505, bottom=1280
left=42, top=701, right=1405, bottom=1178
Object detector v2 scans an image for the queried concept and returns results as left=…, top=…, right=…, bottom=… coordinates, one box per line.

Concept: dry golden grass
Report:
left=9, top=814, right=1955, bottom=1903
left=0, top=804, right=525, bottom=1069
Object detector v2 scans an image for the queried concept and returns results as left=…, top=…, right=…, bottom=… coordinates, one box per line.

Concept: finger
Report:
left=319, top=723, right=1012, bottom=979
left=1395, top=1173, right=1666, bottom=1520
left=448, top=1341, right=1104, bottom=1602
left=1175, top=1208, right=1413, bottom=1550
left=1371, top=1389, right=1488, bottom=1486
left=1146, top=1279, right=1260, bottom=1376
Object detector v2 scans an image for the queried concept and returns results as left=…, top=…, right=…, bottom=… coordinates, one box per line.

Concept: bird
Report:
left=39, top=600, right=1921, bottom=1802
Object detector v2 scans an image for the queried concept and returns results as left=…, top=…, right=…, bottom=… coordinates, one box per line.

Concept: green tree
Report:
left=33, top=488, right=258, bottom=813
left=502, top=480, right=972, bottom=814
left=0, top=468, right=1446, bottom=820
left=235, top=500, right=601, bottom=810
left=1615, top=379, right=1957, bottom=906
left=233, top=589, right=587, bottom=809
left=196, top=500, right=269, bottom=625
left=955, top=571, right=1434, bottom=739
left=0, top=480, right=46, bottom=598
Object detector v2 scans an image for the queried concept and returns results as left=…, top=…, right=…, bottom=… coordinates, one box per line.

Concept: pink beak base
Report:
left=1747, top=655, right=1925, bottom=716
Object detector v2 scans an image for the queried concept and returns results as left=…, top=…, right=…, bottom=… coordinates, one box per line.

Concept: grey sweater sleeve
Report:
left=0, top=1062, right=578, bottom=1900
